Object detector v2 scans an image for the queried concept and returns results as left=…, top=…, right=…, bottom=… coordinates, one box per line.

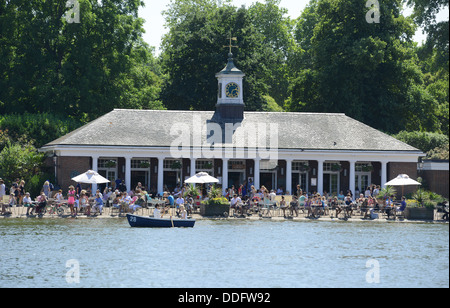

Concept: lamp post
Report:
left=52, top=152, right=58, bottom=187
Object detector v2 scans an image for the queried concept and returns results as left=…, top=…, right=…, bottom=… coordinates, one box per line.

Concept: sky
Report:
left=138, top=0, right=449, bottom=56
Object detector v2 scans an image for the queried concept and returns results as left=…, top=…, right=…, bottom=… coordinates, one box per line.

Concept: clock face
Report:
left=225, top=82, right=240, bottom=98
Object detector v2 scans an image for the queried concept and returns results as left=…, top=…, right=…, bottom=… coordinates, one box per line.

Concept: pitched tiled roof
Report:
left=44, top=109, right=420, bottom=152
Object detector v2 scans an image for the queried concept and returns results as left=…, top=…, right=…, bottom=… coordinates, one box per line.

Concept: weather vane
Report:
left=223, top=33, right=238, bottom=54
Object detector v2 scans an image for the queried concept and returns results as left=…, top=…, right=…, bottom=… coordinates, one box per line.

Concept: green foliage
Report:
left=427, top=142, right=449, bottom=160
left=286, top=0, right=442, bottom=134
left=376, top=186, right=397, bottom=199
left=0, top=113, right=84, bottom=148
left=160, top=0, right=293, bottom=111
left=184, top=184, right=200, bottom=197
left=393, top=130, right=449, bottom=153
left=0, top=0, right=163, bottom=120
left=208, top=184, right=223, bottom=199
left=412, top=188, right=447, bottom=208
left=0, top=140, right=49, bottom=196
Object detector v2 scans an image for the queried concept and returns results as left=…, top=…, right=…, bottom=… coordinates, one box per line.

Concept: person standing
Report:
left=0, top=179, right=6, bottom=214
left=67, top=185, right=76, bottom=217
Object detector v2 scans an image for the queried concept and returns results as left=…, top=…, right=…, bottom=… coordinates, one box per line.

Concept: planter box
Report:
left=405, top=207, right=435, bottom=220
left=200, top=203, right=230, bottom=217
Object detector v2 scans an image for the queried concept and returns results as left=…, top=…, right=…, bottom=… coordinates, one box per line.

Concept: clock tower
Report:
left=215, top=52, right=245, bottom=120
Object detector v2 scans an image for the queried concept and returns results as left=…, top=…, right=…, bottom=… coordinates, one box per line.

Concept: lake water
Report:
left=0, top=218, right=448, bottom=288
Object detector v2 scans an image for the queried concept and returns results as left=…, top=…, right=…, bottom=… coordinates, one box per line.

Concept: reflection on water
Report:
left=0, top=218, right=448, bottom=288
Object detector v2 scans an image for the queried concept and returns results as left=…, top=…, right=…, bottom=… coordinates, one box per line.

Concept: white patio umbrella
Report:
left=384, top=174, right=421, bottom=196
left=71, top=170, right=110, bottom=184
left=185, top=172, right=219, bottom=184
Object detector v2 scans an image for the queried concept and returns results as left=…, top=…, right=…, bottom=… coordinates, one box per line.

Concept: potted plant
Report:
left=105, top=160, right=116, bottom=168
left=405, top=189, right=439, bottom=220
left=184, top=184, right=200, bottom=198
left=361, top=164, right=373, bottom=172
left=171, top=161, right=182, bottom=170
left=200, top=185, right=230, bottom=217
left=299, top=163, right=310, bottom=172
left=331, top=163, right=341, bottom=172
left=139, top=161, right=150, bottom=168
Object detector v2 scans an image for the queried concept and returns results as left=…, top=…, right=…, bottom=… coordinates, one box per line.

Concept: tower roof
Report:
left=216, top=53, right=245, bottom=76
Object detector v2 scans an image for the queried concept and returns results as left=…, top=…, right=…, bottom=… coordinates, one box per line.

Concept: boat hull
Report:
left=126, top=214, right=195, bottom=228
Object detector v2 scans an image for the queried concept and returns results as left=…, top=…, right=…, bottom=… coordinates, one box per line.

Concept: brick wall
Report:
left=57, top=156, right=91, bottom=192
left=419, top=169, right=449, bottom=198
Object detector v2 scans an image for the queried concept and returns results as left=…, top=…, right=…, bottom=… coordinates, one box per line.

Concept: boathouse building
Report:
left=41, top=54, right=424, bottom=197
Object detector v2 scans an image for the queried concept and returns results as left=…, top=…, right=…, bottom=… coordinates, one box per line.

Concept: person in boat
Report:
left=179, top=205, right=187, bottom=219
left=153, top=204, right=162, bottom=218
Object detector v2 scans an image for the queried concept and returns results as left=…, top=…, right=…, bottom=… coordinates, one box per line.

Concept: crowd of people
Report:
left=1, top=176, right=407, bottom=219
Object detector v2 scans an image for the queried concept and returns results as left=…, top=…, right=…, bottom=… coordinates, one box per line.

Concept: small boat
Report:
left=126, top=213, right=195, bottom=228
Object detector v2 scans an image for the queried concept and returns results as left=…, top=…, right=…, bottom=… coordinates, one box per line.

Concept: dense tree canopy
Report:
left=0, top=0, right=164, bottom=121
left=0, top=0, right=448, bottom=136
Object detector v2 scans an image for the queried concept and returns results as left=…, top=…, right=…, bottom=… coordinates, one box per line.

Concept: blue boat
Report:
left=126, top=213, right=195, bottom=228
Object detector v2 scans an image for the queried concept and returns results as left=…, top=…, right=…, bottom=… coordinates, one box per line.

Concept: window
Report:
left=131, top=159, right=150, bottom=169
left=292, top=161, right=309, bottom=172
left=196, top=160, right=213, bottom=170
left=164, top=159, right=182, bottom=170
left=98, top=159, right=117, bottom=168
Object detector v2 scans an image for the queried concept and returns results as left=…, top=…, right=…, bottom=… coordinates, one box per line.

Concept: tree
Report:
left=407, top=0, right=449, bottom=71
left=160, top=0, right=290, bottom=111
left=286, top=0, right=440, bottom=134
left=0, top=0, right=164, bottom=120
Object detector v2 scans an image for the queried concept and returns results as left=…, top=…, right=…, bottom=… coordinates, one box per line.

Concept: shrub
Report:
left=393, top=130, right=449, bottom=154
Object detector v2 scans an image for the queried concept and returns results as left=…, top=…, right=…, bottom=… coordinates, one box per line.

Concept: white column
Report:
left=190, top=158, right=196, bottom=177
left=222, top=158, right=229, bottom=196
left=125, top=156, right=132, bottom=193
left=158, top=157, right=164, bottom=195
left=317, top=159, right=324, bottom=195
left=285, top=159, right=293, bottom=195
left=91, top=155, right=99, bottom=193
left=254, top=158, right=260, bottom=190
left=381, top=161, right=388, bottom=187
left=349, top=160, right=356, bottom=199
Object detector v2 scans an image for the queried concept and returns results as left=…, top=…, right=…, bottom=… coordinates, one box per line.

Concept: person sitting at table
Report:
left=290, top=195, right=299, bottom=217
left=185, top=194, right=194, bottom=215
left=366, top=196, right=375, bottom=218
left=54, top=189, right=64, bottom=202
left=337, top=191, right=345, bottom=201
left=280, top=195, right=288, bottom=217
left=34, top=192, right=47, bottom=216
left=344, top=194, right=353, bottom=217
left=230, top=194, right=242, bottom=215
left=176, top=195, right=185, bottom=217
left=305, top=198, right=313, bottom=218
left=330, top=196, right=341, bottom=218
left=321, top=196, right=329, bottom=216
left=79, top=190, right=91, bottom=216
left=94, top=192, right=104, bottom=215
left=23, top=192, right=34, bottom=216
left=385, top=195, right=395, bottom=219
left=358, top=194, right=370, bottom=219
left=396, top=196, right=407, bottom=214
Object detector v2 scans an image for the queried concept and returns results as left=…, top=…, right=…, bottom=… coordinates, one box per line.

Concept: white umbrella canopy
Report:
left=384, top=174, right=421, bottom=196
left=384, top=174, right=421, bottom=187
left=185, top=172, right=219, bottom=184
left=71, top=170, right=110, bottom=184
